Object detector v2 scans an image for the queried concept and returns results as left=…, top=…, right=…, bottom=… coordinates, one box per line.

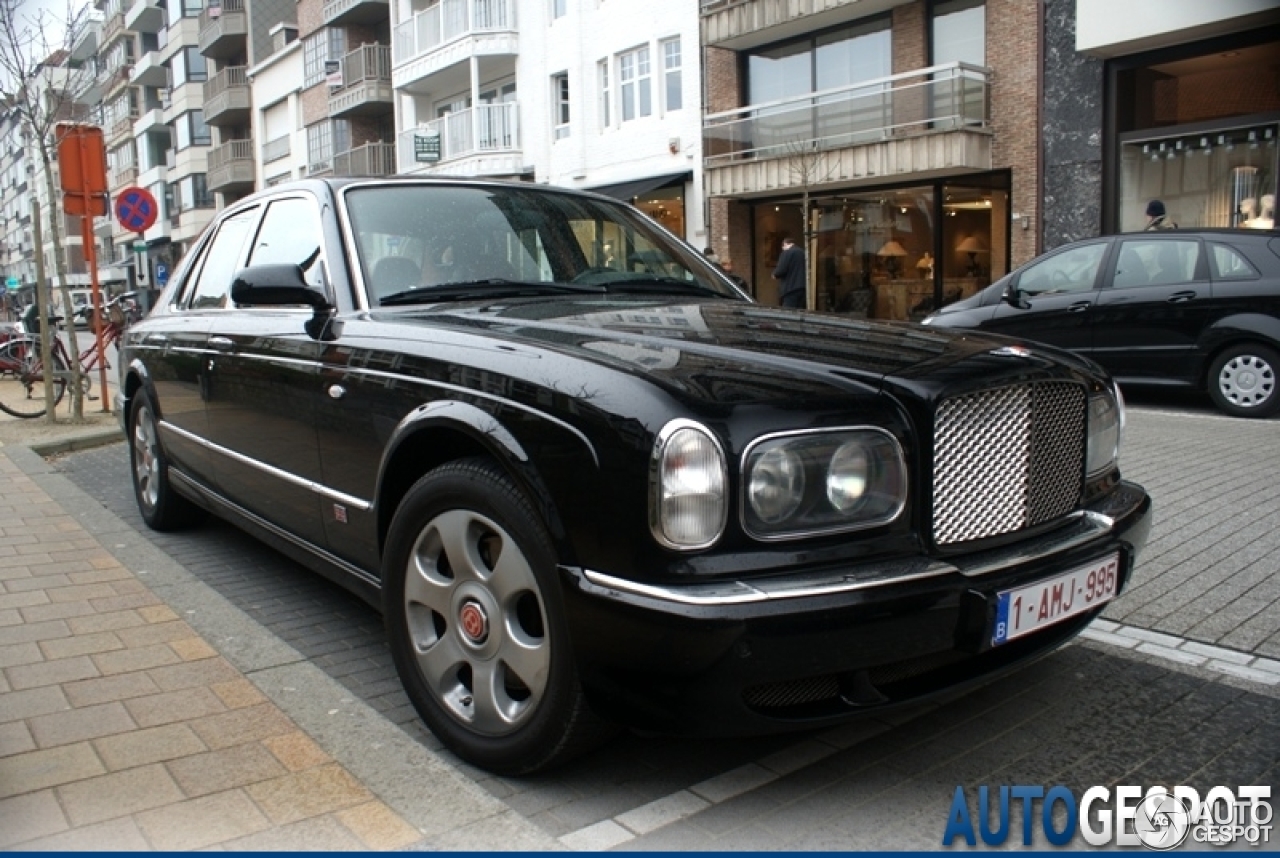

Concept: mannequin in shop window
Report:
left=1244, top=195, right=1274, bottom=229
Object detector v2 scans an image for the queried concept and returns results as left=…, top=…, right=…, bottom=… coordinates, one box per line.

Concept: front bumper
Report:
left=561, top=481, right=1152, bottom=735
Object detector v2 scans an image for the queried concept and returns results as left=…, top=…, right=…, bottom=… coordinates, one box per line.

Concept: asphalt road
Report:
left=50, top=393, right=1280, bottom=850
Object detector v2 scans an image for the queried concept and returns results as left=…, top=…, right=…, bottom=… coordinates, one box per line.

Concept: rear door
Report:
left=1091, top=236, right=1211, bottom=382
left=983, top=239, right=1111, bottom=353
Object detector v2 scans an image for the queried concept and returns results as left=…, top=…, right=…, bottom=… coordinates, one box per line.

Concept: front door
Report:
left=985, top=239, right=1112, bottom=353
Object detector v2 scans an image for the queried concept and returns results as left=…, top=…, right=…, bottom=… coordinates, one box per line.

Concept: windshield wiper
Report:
left=379, top=279, right=606, bottom=306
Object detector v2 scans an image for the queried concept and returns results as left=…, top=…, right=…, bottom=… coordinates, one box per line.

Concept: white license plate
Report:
left=992, top=554, right=1119, bottom=646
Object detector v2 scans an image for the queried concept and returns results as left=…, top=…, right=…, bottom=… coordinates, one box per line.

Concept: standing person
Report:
left=773, top=236, right=806, bottom=308
left=1144, top=200, right=1177, bottom=230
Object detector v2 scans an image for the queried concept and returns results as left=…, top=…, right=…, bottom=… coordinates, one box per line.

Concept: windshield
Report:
left=344, top=184, right=746, bottom=307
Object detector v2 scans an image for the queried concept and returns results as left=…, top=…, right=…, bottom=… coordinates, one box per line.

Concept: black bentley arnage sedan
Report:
left=116, top=178, right=1151, bottom=774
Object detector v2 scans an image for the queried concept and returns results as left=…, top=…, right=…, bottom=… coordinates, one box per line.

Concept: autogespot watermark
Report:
left=942, top=785, right=1272, bottom=849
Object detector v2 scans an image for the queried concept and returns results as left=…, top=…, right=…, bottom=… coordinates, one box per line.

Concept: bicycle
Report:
left=0, top=291, right=139, bottom=419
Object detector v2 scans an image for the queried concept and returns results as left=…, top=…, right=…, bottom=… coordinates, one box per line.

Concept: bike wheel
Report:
left=0, top=341, right=67, bottom=419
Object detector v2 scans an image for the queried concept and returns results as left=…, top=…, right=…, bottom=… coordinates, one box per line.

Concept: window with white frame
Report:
left=552, top=73, right=570, bottom=139
left=302, top=29, right=346, bottom=89
left=618, top=45, right=651, bottom=122
left=661, top=37, right=682, bottom=112
left=306, top=119, right=350, bottom=174
left=598, top=60, right=610, bottom=129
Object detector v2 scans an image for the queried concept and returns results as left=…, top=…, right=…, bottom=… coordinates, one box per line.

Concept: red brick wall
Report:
left=987, top=0, right=1040, bottom=266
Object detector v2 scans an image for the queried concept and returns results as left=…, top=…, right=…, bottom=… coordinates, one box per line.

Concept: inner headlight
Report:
left=742, top=428, right=906, bottom=539
left=748, top=446, right=805, bottom=523
left=1086, top=384, right=1123, bottom=476
left=650, top=420, right=727, bottom=550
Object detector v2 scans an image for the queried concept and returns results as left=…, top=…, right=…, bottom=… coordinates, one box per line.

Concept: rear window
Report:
left=1209, top=243, right=1259, bottom=281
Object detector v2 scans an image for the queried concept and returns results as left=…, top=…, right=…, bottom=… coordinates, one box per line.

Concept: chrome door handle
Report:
left=209, top=336, right=233, bottom=349
left=143, top=333, right=168, bottom=345
left=1068, top=301, right=1091, bottom=313
left=1167, top=291, right=1197, bottom=303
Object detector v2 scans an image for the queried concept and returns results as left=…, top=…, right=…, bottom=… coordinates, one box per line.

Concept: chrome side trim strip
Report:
left=160, top=421, right=372, bottom=512
left=168, top=468, right=380, bottom=590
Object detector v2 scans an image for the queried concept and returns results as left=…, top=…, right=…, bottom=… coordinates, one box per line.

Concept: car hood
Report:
left=378, top=297, right=1096, bottom=403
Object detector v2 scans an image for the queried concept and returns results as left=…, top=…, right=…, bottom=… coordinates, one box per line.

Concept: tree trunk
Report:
left=38, top=141, right=86, bottom=420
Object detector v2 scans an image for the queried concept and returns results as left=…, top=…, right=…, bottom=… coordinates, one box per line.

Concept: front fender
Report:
left=375, top=399, right=602, bottom=567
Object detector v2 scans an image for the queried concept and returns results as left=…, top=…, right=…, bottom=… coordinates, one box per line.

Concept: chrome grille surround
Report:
left=932, top=382, right=1086, bottom=546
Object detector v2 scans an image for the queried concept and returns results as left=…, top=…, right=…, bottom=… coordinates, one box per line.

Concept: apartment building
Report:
left=700, top=0, right=1037, bottom=317
left=1044, top=0, right=1279, bottom=245
left=390, top=0, right=707, bottom=246
left=0, top=105, right=36, bottom=309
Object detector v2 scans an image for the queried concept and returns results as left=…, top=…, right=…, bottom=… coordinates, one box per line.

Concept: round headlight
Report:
left=827, top=441, right=870, bottom=511
left=748, top=445, right=805, bottom=524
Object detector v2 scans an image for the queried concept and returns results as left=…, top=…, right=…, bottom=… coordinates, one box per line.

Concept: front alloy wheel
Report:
left=384, top=458, right=609, bottom=774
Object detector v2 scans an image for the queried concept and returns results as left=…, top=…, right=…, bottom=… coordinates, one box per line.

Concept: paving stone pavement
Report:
left=0, top=444, right=557, bottom=851
left=2, top=400, right=1276, bottom=850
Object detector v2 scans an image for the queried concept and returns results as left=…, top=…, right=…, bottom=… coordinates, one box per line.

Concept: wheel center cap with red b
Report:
left=459, top=600, right=489, bottom=644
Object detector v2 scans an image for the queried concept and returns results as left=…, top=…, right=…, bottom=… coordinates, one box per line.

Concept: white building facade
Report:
left=390, top=0, right=707, bottom=246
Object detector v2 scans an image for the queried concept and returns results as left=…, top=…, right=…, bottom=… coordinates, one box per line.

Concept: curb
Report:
left=27, top=427, right=124, bottom=457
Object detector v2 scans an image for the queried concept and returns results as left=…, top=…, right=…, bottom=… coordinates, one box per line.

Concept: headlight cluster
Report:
left=742, top=428, right=906, bottom=540
left=1085, top=382, right=1124, bottom=476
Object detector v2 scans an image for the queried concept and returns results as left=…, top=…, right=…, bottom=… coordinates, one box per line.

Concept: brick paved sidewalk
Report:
left=0, top=446, right=557, bottom=851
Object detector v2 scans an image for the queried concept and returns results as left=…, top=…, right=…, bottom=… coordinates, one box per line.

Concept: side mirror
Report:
left=230, top=264, right=337, bottom=340
left=1003, top=279, right=1030, bottom=310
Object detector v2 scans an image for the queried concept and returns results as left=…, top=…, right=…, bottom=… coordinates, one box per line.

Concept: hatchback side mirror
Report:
left=230, top=264, right=336, bottom=340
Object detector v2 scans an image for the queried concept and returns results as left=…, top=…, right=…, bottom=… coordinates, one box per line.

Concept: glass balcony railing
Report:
left=396, top=102, right=519, bottom=171
left=703, top=62, right=989, bottom=167
left=393, top=0, right=513, bottom=67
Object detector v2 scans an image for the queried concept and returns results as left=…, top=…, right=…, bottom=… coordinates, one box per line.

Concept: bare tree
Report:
left=780, top=138, right=837, bottom=310
left=0, top=0, right=96, bottom=420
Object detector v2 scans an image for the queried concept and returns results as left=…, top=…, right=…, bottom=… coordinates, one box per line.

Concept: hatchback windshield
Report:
left=344, top=184, right=743, bottom=306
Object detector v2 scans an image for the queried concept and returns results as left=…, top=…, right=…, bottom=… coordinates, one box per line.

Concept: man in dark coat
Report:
left=773, top=237, right=805, bottom=308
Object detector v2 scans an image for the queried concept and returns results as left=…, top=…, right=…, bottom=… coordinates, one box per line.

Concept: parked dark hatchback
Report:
left=117, top=178, right=1151, bottom=774
left=923, top=229, right=1280, bottom=418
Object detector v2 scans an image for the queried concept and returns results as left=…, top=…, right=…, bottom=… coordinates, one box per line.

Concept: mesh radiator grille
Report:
left=932, top=382, right=1085, bottom=545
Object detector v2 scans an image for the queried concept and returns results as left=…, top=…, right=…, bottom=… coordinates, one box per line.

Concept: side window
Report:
left=1209, top=243, right=1259, bottom=281
left=247, top=197, right=326, bottom=291
left=188, top=209, right=258, bottom=309
left=1113, top=239, right=1201, bottom=289
left=1017, top=243, right=1107, bottom=296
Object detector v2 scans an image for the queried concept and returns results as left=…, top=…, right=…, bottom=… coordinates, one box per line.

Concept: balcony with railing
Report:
left=208, top=138, right=255, bottom=193
left=333, top=141, right=396, bottom=177
left=392, top=0, right=516, bottom=87
left=199, top=0, right=248, bottom=59
left=323, top=0, right=388, bottom=26
left=101, top=7, right=126, bottom=46
left=329, top=45, right=393, bottom=118
left=396, top=102, right=520, bottom=176
left=702, top=0, right=862, bottom=49
left=109, top=164, right=138, bottom=189
left=204, top=66, right=251, bottom=127
left=703, top=62, right=992, bottom=198
left=262, top=135, right=291, bottom=164
left=125, top=0, right=165, bottom=33
left=106, top=97, right=141, bottom=146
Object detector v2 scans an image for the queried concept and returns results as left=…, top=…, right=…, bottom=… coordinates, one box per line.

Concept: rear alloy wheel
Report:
left=1208, top=344, right=1280, bottom=418
left=129, top=391, right=205, bottom=530
left=384, top=458, right=608, bottom=774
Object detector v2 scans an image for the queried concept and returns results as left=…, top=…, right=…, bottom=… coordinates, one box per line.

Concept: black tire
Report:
left=0, top=341, right=67, bottom=419
left=129, top=390, right=205, bottom=530
left=1207, top=343, right=1280, bottom=418
left=383, top=457, right=610, bottom=775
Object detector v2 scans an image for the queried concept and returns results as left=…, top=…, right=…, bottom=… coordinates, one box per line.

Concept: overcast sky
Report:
left=10, top=0, right=91, bottom=56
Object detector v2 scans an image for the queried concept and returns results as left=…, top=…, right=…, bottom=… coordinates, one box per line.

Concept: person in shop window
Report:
left=773, top=236, right=806, bottom=309
left=1144, top=199, right=1177, bottom=230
